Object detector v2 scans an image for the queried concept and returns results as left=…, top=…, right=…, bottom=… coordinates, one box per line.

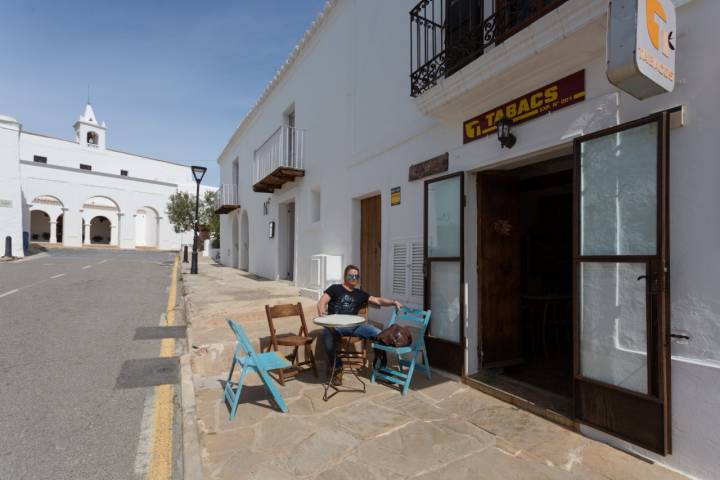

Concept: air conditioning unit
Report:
left=301, top=254, right=342, bottom=299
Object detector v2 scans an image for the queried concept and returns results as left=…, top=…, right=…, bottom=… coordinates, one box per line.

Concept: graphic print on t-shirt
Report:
left=337, top=293, right=357, bottom=314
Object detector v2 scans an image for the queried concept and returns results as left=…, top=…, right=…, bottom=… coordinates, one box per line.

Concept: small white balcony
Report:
left=214, top=184, right=240, bottom=214
left=253, top=125, right=305, bottom=193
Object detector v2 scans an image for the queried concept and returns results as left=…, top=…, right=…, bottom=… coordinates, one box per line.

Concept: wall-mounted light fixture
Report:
left=496, top=117, right=516, bottom=149
left=268, top=221, right=275, bottom=239
left=263, top=198, right=271, bottom=216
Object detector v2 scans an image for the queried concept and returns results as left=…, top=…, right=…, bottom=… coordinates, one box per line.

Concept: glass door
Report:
left=573, top=113, right=671, bottom=454
left=424, top=172, right=465, bottom=374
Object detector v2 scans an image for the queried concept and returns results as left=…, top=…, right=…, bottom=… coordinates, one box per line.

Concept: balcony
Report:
left=214, top=184, right=240, bottom=214
left=409, top=0, right=605, bottom=119
left=253, top=125, right=305, bottom=193
left=410, top=0, right=570, bottom=97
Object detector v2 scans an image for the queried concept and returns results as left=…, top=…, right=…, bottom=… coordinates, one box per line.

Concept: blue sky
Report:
left=0, top=0, right=328, bottom=186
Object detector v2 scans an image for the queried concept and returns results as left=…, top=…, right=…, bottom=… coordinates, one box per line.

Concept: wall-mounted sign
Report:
left=268, top=221, right=275, bottom=239
left=463, top=70, right=586, bottom=145
left=390, top=187, right=401, bottom=206
left=607, top=0, right=676, bottom=99
left=409, top=153, right=448, bottom=181
left=0, top=199, right=12, bottom=208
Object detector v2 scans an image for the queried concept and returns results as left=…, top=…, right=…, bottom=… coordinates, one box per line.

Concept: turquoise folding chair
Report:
left=370, top=307, right=432, bottom=395
left=224, top=319, right=292, bottom=419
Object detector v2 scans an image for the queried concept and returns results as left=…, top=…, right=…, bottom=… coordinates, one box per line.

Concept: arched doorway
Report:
left=231, top=214, right=239, bottom=268
left=240, top=210, right=249, bottom=271
left=30, top=196, right=64, bottom=244
left=30, top=210, right=51, bottom=242
left=89, top=216, right=111, bottom=244
left=135, top=207, right=159, bottom=248
left=83, top=196, right=120, bottom=246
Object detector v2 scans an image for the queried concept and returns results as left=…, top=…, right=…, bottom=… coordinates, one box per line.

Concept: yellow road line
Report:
left=147, top=255, right=179, bottom=480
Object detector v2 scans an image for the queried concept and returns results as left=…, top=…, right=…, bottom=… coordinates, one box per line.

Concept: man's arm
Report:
left=369, top=295, right=403, bottom=310
left=317, top=293, right=331, bottom=316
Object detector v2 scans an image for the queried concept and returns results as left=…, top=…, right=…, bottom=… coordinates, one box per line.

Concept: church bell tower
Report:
left=73, top=103, right=106, bottom=149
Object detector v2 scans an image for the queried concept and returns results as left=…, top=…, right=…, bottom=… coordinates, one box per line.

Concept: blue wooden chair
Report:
left=370, top=307, right=432, bottom=395
left=224, top=319, right=292, bottom=419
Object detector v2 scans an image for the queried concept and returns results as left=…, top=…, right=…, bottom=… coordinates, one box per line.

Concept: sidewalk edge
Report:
left=180, top=271, right=203, bottom=480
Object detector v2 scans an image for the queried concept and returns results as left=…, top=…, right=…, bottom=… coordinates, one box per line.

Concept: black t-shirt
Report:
left=324, top=284, right=370, bottom=315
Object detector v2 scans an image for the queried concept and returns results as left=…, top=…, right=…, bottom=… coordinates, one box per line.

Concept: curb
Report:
left=179, top=270, right=203, bottom=480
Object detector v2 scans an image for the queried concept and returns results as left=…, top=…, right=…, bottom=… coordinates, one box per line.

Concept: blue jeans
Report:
left=323, top=324, right=381, bottom=368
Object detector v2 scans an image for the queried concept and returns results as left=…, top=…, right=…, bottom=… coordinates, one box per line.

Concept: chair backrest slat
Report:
left=265, top=302, right=309, bottom=337
left=389, top=307, right=432, bottom=345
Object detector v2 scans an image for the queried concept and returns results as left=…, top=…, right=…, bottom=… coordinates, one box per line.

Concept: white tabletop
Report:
left=313, top=314, right=366, bottom=328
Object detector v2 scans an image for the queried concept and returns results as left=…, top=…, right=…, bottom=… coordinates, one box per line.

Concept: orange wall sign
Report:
left=463, top=70, right=585, bottom=144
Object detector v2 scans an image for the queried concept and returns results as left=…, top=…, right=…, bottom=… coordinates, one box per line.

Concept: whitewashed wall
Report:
left=218, top=1, right=719, bottom=477
left=0, top=116, right=24, bottom=257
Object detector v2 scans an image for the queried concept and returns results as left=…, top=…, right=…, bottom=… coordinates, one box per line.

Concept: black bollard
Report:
left=183, top=244, right=189, bottom=263
left=4, top=236, right=11, bottom=258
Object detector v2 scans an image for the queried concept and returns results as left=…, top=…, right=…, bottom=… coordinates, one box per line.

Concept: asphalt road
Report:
left=0, top=248, right=183, bottom=479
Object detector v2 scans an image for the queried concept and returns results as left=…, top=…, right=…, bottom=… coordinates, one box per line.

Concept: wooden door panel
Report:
left=478, top=172, right=523, bottom=367
left=361, top=196, right=381, bottom=297
left=576, top=379, right=665, bottom=453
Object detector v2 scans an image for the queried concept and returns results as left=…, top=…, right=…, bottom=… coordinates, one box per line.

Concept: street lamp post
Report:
left=190, top=165, right=207, bottom=274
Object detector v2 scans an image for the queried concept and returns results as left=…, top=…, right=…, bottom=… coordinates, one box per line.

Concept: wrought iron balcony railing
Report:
left=253, top=125, right=305, bottom=193
left=410, top=0, right=569, bottom=97
left=214, top=184, right=240, bottom=214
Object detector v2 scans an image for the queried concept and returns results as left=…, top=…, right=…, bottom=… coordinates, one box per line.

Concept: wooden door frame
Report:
left=572, top=111, right=671, bottom=455
left=360, top=194, right=382, bottom=298
left=423, top=172, right=466, bottom=375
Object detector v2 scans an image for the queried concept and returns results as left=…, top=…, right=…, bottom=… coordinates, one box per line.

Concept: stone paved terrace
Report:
left=182, top=257, right=686, bottom=480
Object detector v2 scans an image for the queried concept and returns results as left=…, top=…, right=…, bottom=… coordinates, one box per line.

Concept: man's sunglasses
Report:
left=346, top=273, right=360, bottom=281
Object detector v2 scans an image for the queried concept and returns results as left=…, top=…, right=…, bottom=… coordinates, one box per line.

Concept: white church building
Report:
left=0, top=103, right=214, bottom=257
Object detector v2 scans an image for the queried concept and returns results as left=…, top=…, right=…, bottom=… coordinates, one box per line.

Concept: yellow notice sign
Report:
left=390, top=187, right=401, bottom=206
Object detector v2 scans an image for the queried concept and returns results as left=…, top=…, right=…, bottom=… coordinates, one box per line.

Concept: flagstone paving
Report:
left=183, top=258, right=686, bottom=480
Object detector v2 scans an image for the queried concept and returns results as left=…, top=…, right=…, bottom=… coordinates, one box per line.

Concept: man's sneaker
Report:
left=331, top=368, right=343, bottom=386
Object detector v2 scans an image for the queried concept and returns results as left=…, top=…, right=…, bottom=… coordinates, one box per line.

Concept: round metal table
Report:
left=313, top=314, right=367, bottom=401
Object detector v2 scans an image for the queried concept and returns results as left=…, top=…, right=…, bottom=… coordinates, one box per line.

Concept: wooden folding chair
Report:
left=345, top=303, right=371, bottom=368
left=224, top=319, right=291, bottom=419
left=265, top=302, right=318, bottom=385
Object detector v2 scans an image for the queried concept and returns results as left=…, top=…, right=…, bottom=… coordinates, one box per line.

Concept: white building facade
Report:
left=0, top=104, right=214, bottom=256
left=216, top=1, right=720, bottom=477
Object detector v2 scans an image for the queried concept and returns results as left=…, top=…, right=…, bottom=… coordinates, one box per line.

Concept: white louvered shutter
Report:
left=392, top=242, right=408, bottom=299
left=409, top=240, right=424, bottom=305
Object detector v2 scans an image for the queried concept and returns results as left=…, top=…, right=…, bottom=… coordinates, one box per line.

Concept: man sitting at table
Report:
left=317, top=264, right=403, bottom=385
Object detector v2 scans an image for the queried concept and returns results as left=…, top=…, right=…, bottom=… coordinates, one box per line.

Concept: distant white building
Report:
left=0, top=103, right=214, bottom=257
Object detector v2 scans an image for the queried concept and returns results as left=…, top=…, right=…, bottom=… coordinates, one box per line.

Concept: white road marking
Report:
left=51, top=274, right=65, bottom=279
left=82, top=265, right=92, bottom=270
left=97, top=259, right=108, bottom=265
left=133, top=393, right=156, bottom=478
left=0, top=289, right=19, bottom=298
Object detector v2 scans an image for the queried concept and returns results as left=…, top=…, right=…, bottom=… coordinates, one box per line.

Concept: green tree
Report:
left=165, top=191, right=195, bottom=234
left=200, top=190, right=220, bottom=241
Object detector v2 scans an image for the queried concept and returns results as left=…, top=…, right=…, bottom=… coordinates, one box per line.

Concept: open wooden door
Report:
left=573, top=112, right=671, bottom=454
left=361, top=195, right=381, bottom=297
left=477, top=172, right=523, bottom=368
left=424, top=173, right=465, bottom=374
